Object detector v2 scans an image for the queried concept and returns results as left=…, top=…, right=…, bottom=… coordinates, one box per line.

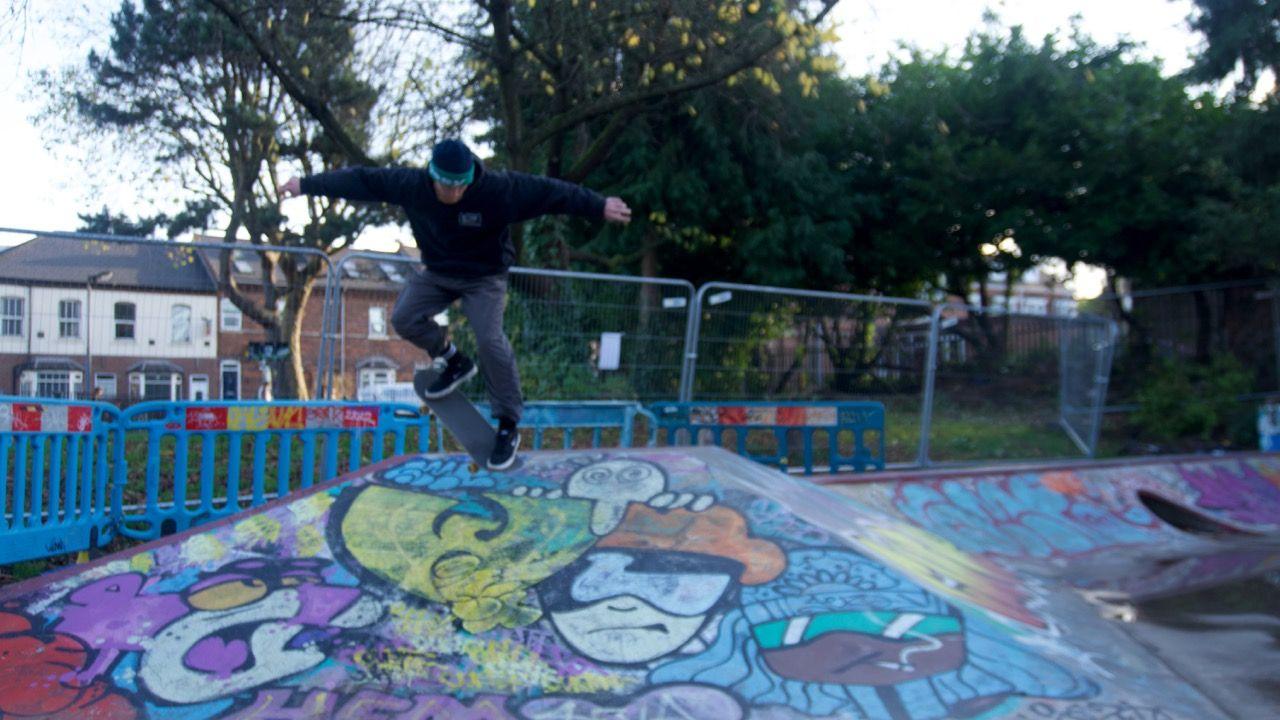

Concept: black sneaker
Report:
left=421, top=352, right=477, bottom=399
left=488, top=424, right=521, bottom=470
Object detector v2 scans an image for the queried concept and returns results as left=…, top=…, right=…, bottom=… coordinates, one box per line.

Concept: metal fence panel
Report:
left=1059, top=315, right=1118, bottom=455
left=320, top=252, right=695, bottom=404
left=684, top=282, right=933, bottom=465
left=1094, top=279, right=1280, bottom=409
left=923, top=303, right=1111, bottom=463
left=0, top=397, right=118, bottom=564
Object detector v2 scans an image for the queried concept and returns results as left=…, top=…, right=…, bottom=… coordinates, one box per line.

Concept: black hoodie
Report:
left=300, top=158, right=606, bottom=277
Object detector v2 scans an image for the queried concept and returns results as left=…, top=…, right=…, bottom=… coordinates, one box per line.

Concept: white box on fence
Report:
left=1260, top=403, right=1280, bottom=452
left=361, top=382, right=420, bottom=404
left=599, top=332, right=622, bottom=371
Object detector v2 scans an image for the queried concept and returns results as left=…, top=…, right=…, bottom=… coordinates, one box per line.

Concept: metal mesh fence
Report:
left=923, top=303, right=1112, bottom=463
left=1094, top=279, right=1280, bottom=408
left=0, top=228, right=333, bottom=404
left=685, top=283, right=934, bottom=464
left=1059, top=315, right=1116, bottom=454
left=321, top=253, right=694, bottom=403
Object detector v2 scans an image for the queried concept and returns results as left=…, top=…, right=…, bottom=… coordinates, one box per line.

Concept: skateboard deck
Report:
left=414, top=368, right=505, bottom=468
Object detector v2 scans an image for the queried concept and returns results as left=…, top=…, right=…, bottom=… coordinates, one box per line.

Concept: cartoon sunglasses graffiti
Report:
left=537, top=550, right=741, bottom=664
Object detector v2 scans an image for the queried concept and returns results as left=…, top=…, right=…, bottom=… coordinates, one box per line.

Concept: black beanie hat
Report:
left=429, top=139, right=475, bottom=185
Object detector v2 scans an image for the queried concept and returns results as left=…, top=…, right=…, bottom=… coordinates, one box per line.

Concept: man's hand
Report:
left=277, top=177, right=302, bottom=199
left=603, top=196, right=631, bottom=224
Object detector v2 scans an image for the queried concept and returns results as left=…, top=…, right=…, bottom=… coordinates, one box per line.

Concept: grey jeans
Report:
left=391, top=268, right=522, bottom=423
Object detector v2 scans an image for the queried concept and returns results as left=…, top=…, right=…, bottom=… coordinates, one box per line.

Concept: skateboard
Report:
left=414, top=368, right=519, bottom=470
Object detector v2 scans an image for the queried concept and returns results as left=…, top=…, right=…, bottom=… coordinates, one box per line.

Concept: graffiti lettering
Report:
left=519, top=684, right=743, bottom=720
left=224, top=688, right=516, bottom=720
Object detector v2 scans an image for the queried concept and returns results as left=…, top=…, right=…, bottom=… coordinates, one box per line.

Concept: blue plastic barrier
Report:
left=649, top=401, right=886, bottom=473
left=115, top=401, right=433, bottom=540
left=0, top=398, right=119, bottom=564
left=467, top=401, right=658, bottom=450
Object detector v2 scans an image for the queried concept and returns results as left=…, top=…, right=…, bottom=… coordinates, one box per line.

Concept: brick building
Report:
left=0, top=236, right=220, bottom=402
left=197, top=243, right=423, bottom=400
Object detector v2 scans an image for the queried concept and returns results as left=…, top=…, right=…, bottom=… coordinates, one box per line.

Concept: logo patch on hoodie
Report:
left=458, top=212, right=483, bottom=227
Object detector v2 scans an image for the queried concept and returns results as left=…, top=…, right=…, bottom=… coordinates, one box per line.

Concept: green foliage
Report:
left=1185, top=0, right=1280, bottom=98
left=1134, top=354, right=1256, bottom=445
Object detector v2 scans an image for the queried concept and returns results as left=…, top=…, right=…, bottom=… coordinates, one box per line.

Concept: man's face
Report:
left=433, top=181, right=469, bottom=205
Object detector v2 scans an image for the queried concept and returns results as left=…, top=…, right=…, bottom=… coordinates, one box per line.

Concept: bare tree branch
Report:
left=200, top=0, right=377, bottom=166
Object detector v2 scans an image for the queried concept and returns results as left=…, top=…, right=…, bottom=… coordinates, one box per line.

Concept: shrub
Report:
left=1133, top=354, right=1256, bottom=446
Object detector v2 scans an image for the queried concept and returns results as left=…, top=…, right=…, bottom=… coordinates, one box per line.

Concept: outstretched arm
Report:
left=278, top=167, right=425, bottom=205
left=507, top=172, right=630, bottom=224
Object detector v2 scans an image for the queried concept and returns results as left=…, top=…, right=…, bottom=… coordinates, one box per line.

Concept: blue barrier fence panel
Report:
left=649, top=401, right=886, bottom=473
left=0, top=398, right=119, bottom=564
left=465, top=401, right=658, bottom=450
left=114, top=401, right=433, bottom=540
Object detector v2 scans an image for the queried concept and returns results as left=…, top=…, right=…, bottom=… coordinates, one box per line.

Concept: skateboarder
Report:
left=279, top=139, right=631, bottom=469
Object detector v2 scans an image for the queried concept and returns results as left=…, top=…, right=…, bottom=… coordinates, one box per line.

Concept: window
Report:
left=34, top=371, right=75, bottom=399
left=59, top=299, right=81, bottom=338
left=1, top=296, right=23, bottom=337
left=368, top=307, right=387, bottom=338
left=358, top=368, right=395, bottom=393
left=130, top=372, right=180, bottom=401
left=220, top=360, right=240, bottom=400
left=171, top=304, right=192, bottom=344
left=94, top=373, right=117, bottom=399
left=115, top=302, right=135, bottom=339
left=220, top=298, right=242, bottom=331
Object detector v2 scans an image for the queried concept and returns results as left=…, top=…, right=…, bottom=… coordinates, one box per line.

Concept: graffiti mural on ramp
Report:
left=0, top=448, right=1232, bottom=719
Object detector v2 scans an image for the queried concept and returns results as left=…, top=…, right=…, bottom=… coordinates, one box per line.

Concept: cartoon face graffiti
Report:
left=566, top=458, right=669, bottom=535
left=538, top=502, right=785, bottom=665
left=137, top=558, right=381, bottom=705
left=539, top=550, right=739, bottom=664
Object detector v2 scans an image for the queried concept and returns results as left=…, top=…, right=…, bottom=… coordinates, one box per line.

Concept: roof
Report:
left=195, top=240, right=418, bottom=292
left=0, top=235, right=218, bottom=293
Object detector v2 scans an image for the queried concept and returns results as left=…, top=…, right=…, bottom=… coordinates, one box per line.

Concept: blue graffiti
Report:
left=895, top=475, right=1157, bottom=558
left=373, top=457, right=555, bottom=494
left=745, top=498, right=833, bottom=547
left=651, top=549, right=1095, bottom=720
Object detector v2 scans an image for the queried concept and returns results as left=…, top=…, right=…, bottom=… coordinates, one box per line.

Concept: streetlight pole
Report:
left=84, top=271, right=113, bottom=399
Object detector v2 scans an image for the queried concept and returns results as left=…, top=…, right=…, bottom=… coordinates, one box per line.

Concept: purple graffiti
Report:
left=54, top=573, right=188, bottom=681
left=1179, top=463, right=1280, bottom=526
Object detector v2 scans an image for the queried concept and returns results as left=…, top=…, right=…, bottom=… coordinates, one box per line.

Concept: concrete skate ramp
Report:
left=821, top=454, right=1280, bottom=601
left=1, top=448, right=1268, bottom=719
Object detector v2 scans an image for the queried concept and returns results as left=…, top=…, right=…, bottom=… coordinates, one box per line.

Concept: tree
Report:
left=1184, top=0, right=1280, bottom=98
left=202, top=0, right=842, bottom=262
left=53, top=0, right=385, bottom=399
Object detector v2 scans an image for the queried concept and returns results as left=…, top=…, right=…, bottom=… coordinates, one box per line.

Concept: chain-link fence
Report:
left=0, top=228, right=334, bottom=404
left=318, top=252, right=695, bottom=403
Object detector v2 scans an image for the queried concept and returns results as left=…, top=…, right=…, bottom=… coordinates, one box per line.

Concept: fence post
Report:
left=1086, top=320, right=1119, bottom=457
left=1271, top=279, right=1280, bottom=394
left=679, top=284, right=709, bottom=402
left=915, top=304, right=944, bottom=467
left=1058, top=316, right=1068, bottom=434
